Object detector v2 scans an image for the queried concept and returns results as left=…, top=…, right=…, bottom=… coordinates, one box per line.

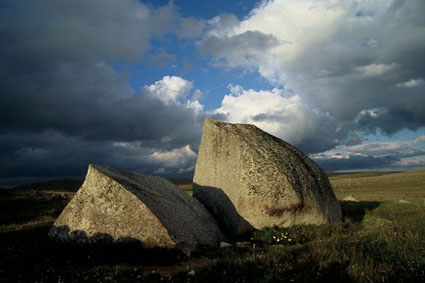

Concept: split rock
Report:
left=193, top=119, right=342, bottom=235
left=49, top=165, right=226, bottom=252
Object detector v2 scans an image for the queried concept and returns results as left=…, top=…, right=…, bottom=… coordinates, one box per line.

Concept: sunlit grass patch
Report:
left=330, top=170, right=425, bottom=202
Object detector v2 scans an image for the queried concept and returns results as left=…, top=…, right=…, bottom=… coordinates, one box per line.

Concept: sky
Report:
left=1, top=0, right=425, bottom=187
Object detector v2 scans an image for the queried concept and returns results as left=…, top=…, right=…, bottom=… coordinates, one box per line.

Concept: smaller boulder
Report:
left=220, top=242, right=232, bottom=248
left=343, top=194, right=359, bottom=202
left=49, top=165, right=227, bottom=252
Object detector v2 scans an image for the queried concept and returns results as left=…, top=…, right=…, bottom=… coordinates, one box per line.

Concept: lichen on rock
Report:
left=49, top=164, right=226, bottom=252
left=193, top=119, right=342, bottom=236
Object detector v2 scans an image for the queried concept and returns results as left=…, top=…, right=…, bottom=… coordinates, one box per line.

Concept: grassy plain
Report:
left=0, top=170, right=424, bottom=282
left=330, top=169, right=425, bottom=202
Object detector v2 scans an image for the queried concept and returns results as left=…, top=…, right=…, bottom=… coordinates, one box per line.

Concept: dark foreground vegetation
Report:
left=1, top=171, right=425, bottom=282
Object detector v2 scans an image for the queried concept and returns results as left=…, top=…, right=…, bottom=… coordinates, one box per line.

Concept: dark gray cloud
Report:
left=311, top=136, right=425, bottom=171
left=0, top=0, right=210, bottom=186
left=0, top=131, right=177, bottom=187
left=0, top=63, right=205, bottom=145
left=314, top=153, right=425, bottom=172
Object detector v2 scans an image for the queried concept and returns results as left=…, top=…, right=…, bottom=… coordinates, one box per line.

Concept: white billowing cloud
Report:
left=397, top=78, right=425, bottom=88
left=201, top=0, right=425, bottom=151
left=202, top=0, right=356, bottom=81
left=186, top=99, right=204, bottom=113
left=216, top=86, right=295, bottom=134
left=144, top=75, right=205, bottom=113
left=146, top=76, right=194, bottom=104
left=236, top=0, right=351, bottom=67
left=150, top=145, right=197, bottom=169
left=215, top=85, right=340, bottom=153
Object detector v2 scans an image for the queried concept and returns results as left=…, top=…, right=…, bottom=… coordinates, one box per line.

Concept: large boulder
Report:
left=49, top=165, right=226, bottom=253
left=193, top=119, right=342, bottom=236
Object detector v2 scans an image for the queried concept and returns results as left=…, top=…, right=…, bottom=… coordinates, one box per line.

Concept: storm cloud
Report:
left=312, top=136, right=425, bottom=172
left=0, top=0, right=209, bottom=186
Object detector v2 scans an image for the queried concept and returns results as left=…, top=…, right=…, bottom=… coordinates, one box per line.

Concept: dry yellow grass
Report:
left=0, top=218, right=55, bottom=233
left=329, top=169, right=425, bottom=202
left=176, top=184, right=193, bottom=196
left=176, top=169, right=425, bottom=202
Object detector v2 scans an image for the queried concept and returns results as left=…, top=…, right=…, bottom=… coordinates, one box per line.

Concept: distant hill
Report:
left=9, top=176, right=193, bottom=193
left=327, top=171, right=402, bottom=179
left=8, top=169, right=423, bottom=195
left=167, top=178, right=193, bottom=185
left=13, top=179, right=84, bottom=192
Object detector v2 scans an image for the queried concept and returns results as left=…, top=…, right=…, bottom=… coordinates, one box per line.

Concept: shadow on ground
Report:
left=340, top=200, right=381, bottom=222
left=0, top=224, right=189, bottom=282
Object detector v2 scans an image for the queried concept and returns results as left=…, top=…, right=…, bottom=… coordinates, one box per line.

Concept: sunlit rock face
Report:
left=193, top=119, right=342, bottom=236
left=49, top=164, right=226, bottom=252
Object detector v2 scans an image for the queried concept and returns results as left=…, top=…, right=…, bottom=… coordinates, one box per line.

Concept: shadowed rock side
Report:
left=193, top=119, right=342, bottom=234
left=192, top=185, right=253, bottom=240
left=49, top=165, right=226, bottom=252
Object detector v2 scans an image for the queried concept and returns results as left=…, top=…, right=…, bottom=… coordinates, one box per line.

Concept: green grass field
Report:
left=0, top=170, right=424, bottom=282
